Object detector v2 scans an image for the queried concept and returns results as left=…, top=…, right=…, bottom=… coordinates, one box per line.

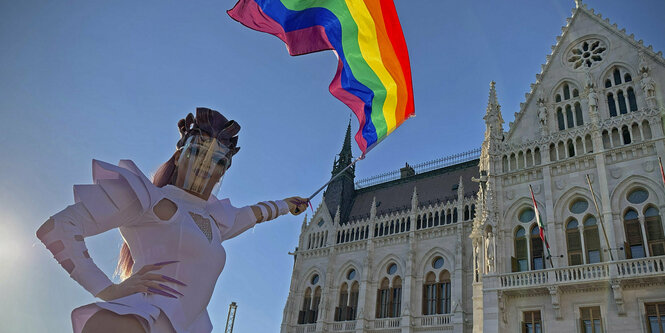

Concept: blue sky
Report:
left=1, top=0, right=663, bottom=332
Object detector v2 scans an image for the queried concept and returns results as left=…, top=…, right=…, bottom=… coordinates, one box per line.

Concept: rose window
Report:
left=567, top=39, right=607, bottom=69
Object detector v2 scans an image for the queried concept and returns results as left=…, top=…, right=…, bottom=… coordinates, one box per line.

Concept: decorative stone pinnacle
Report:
left=575, top=0, right=582, bottom=8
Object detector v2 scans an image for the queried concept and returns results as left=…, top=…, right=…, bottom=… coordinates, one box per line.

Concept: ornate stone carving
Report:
left=537, top=95, right=549, bottom=135
left=611, top=279, right=626, bottom=315
left=548, top=286, right=562, bottom=319
left=485, top=231, right=496, bottom=273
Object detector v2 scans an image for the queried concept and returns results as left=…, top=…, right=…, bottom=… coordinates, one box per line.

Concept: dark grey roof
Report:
left=347, top=159, right=479, bottom=221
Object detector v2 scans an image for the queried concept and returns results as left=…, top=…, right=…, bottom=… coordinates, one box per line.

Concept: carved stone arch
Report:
left=553, top=185, right=593, bottom=221
left=418, top=247, right=456, bottom=278
left=600, top=61, right=638, bottom=85
left=373, top=253, right=405, bottom=282
left=335, top=260, right=362, bottom=285
left=611, top=175, right=665, bottom=212
left=503, top=196, right=545, bottom=225
left=550, top=78, right=582, bottom=100
left=300, top=266, right=324, bottom=293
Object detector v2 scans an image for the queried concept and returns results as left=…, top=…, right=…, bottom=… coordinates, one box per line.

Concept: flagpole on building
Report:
left=585, top=174, right=614, bottom=261
left=528, top=185, right=554, bottom=269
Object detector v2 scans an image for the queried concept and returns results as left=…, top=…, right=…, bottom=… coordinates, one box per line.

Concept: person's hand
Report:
left=284, top=197, right=309, bottom=215
left=95, top=261, right=186, bottom=301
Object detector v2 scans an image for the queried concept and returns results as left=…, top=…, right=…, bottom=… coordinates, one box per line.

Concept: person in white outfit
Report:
left=36, top=107, right=309, bottom=333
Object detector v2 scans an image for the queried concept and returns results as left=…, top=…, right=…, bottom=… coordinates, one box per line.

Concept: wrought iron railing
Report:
left=355, top=148, right=481, bottom=189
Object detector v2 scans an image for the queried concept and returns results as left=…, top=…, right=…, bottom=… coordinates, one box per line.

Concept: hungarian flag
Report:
left=529, top=185, right=552, bottom=261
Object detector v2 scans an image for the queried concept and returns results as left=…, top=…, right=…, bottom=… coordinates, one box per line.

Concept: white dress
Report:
left=39, top=160, right=257, bottom=332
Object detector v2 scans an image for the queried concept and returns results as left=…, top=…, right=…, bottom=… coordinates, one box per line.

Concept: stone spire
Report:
left=323, top=122, right=356, bottom=224
left=484, top=81, right=504, bottom=140
left=332, top=120, right=354, bottom=176
left=411, top=186, right=419, bottom=210
left=480, top=81, right=503, bottom=174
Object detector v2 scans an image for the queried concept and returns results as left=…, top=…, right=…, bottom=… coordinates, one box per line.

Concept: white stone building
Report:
left=281, top=1, right=665, bottom=332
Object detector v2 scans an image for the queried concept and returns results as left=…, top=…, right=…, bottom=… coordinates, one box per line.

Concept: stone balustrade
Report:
left=490, top=255, right=665, bottom=291
left=418, top=314, right=453, bottom=327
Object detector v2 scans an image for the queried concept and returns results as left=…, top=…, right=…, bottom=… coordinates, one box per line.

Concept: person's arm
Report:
left=36, top=198, right=142, bottom=297
left=249, top=197, right=308, bottom=223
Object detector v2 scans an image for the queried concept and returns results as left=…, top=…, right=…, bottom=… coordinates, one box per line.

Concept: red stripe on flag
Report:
left=659, top=157, right=665, bottom=186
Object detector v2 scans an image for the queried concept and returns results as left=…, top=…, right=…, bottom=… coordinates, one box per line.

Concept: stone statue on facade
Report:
left=639, top=52, right=658, bottom=108
left=485, top=231, right=495, bottom=273
left=641, top=71, right=657, bottom=108
left=537, top=98, right=548, bottom=135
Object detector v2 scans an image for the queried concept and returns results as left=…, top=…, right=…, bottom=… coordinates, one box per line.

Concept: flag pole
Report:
left=658, top=157, right=665, bottom=186
left=585, top=174, right=614, bottom=261
left=529, top=184, right=554, bottom=269
left=307, top=155, right=364, bottom=201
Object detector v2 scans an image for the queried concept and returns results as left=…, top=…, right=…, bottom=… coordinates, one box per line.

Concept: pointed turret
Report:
left=332, top=121, right=354, bottom=176
left=480, top=81, right=504, bottom=174
left=484, top=81, right=504, bottom=140
left=323, top=122, right=356, bottom=225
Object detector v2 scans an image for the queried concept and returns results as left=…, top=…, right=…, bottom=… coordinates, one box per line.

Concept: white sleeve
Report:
left=221, top=206, right=258, bottom=241
left=36, top=180, right=144, bottom=296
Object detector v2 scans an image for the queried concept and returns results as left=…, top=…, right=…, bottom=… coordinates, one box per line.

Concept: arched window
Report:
left=573, top=89, right=579, bottom=98
left=471, top=204, right=476, bottom=219
left=349, top=282, right=359, bottom=320
left=312, top=287, right=321, bottom=322
left=513, top=227, right=528, bottom=272
left=566, top=105, right=574, bottom=128
left=618, top=90, right=628, bottom=114
left=613, top=68, right=622, bottom=85
left=335, top=283, right=349, bottom=321
left=564, top=84, right=571, bottom=100
left=464, top=206, right=470, bottom=220
left=531, top=226, right=545, bottom=270
left=299, top=287, right=312, bottom=324
left=453, top=208, right=458, bottom=223
left=627, top=87, right=638, bottom=111
left=391, top=276, right=402, bottom=318
left=624, top=209, right=645, bottom=259
left=557, top=108, right=565, bottom=131
left=439, top=271, right=451, bottom=314
left=575, top=103, right=583, bottom=126
left=607, top=93, right=617, bottom=117
left=422, top=269, right=451, bottom=316
left=423, top=272, right=437, bottom=315
left=624, top=73, right=632, bottom=82
left=377, top=278, right=390, bottom=318
left=645, top=207, right=665, bottom=256
left=566, top=219, right=583, bottom=265
left=643, top=120, right=653, bottom=140
left=568, top=140, right=575, bottom=158
left=622, top=126, right=631, bottom=145
left=556, top=94, right=562, bottom=103
left=583, top=216, right=602, bottom=263
left=602, top=130, right=611, bottom=149
left=605, top=79, right=612, bottom=88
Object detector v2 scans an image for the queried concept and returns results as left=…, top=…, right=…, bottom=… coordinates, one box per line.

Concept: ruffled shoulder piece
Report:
left=73, top=160, right=159, bottom=223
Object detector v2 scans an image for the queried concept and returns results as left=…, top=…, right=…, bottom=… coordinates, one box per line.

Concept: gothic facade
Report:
left=281, top=2, right=665, bottom=332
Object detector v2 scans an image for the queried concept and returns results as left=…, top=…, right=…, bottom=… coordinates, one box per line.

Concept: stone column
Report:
left=356, top=240, right=374, bottom=332
left=401, top=236, right=415, bottom=333
left=591, top=128, right=618, bottom=259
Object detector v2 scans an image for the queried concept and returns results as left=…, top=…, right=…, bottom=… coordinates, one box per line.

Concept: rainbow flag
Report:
left=228, top=0, right=415, bottom=154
